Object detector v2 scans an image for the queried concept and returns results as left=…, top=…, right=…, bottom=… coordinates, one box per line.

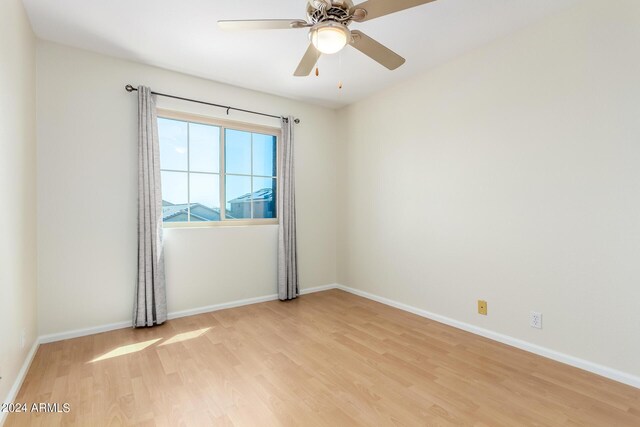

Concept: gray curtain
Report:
left=133, top=86, right=167, bottom=327
left=278, top=117, right=299, bottom=300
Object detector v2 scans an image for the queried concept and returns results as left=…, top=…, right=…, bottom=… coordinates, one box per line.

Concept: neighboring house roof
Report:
left=162, top=203, right=190, bottom=220
left=164, top=211, right=189, bottom=222
left=162, top=202, right=231, bottom=221
left=229, top=188, right=273, bottom=204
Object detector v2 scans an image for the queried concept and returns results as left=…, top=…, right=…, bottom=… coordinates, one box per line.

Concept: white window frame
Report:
left=158, top=109, right=280, bottom=228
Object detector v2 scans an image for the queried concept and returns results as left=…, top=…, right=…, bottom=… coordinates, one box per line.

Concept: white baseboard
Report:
left=38, top=293, right=282, bottom=344
left=1, top=340, right=40, bottom=426
left=167, top=293, right=279, bottom=320
left=39, top=320, right=132, bottom=344
left=300, top=283, right=339, bottom=295
left=335, top=284, right=640, bottom=390
left=35, top=285, right=336, bottom=345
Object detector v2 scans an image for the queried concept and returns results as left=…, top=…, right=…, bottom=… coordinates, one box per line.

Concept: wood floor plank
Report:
left=6, top=290, right=640, bottom=426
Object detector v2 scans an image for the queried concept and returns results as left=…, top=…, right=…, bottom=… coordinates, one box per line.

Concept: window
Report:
left=158, top=111, right=278, bottom=226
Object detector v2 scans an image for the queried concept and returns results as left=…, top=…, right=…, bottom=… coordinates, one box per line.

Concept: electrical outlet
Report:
left=530, top=311, right=542, bottom=329
left=478, top=300, right=488, bottom=315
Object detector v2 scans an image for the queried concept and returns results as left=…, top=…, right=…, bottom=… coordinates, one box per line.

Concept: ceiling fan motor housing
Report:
left=307, top=0, right=354, bottom=25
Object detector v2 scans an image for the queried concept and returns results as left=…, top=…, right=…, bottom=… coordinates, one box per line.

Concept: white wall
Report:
left=36, top=41, right=339, bottom=336
left=339, top=0, right=640, bottom=377
left=0, top=0, right=38, bottom=407
left=28, top=0, right=640, bottom=386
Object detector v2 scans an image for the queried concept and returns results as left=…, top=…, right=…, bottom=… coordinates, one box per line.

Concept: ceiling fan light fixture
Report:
left=310, top=22, right=350, bottom=54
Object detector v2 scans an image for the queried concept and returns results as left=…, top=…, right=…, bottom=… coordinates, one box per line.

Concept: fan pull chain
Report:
left=338, top=49, right=343, bottom=89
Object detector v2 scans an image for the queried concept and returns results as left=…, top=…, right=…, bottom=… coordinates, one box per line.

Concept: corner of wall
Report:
left=0, top=0, right=39, bottom=413
left=334, top=106, right=350, bottom=285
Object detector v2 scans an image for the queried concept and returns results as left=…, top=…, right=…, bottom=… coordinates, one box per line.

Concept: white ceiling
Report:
left=23, top=0, right=579, bottom=108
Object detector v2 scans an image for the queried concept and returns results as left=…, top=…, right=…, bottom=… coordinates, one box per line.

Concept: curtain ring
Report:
left=226, top=107, right=231, bottom=115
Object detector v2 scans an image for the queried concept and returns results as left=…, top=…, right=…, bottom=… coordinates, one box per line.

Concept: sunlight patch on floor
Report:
left=89, top=338, right=162, bottom=363
left=160, top=327, right=211, bottom=346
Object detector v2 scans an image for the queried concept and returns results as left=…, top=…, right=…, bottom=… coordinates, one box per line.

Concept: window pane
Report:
left=225, top=129, right=251, bottom=175
left=161, top=171, right=188, bottom=222
left=189, top=173, right=220, bottom=222
left=252, top=177, right=276, bottom=219
left=189, top=123, right=219, bottom=173
left=253, top=133, right=276, bottom=177
left=226, top=175, right=251, bottom=219
left=158, top=118, right=188, bottom=171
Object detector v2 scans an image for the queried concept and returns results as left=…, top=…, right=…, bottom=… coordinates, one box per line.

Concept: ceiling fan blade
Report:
left=350, top=0, right=437, bottom=22
left=218, top=19, right=310, bottom=30
left=294, top=44, right=322, bottom=76
left=350, top=30, right=405, bottom=70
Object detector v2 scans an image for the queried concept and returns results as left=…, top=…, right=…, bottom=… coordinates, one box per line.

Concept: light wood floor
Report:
left=7, top=290, right=640, bottom=426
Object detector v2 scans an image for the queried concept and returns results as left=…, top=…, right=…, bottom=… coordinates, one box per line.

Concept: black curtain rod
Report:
left=125, top=85, right=300, bottom=124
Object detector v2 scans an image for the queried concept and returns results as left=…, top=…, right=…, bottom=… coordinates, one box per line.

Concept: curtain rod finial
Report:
left=294, top=118, right=300, bottom=124
left=125, top=84, right=135, bottom=92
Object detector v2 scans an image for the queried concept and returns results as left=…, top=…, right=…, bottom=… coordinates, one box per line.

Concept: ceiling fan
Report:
left=218, top=0, right=437, bottom=76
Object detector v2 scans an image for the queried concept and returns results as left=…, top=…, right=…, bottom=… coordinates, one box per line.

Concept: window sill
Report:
left=163, top=219, right=278, bottom=229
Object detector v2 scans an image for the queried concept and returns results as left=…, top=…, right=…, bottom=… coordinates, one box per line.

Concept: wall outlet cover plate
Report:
left=530, top=311, right=542, bottom=329
left=478, top=300, right=488, bottom=315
